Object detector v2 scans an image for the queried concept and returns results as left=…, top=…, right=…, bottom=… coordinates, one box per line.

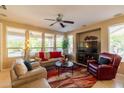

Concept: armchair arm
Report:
left=35, top=57, right=42, bottom=61
left=98, top=64, right=114, bottom=79
left=98, top=64, right=113, bottom=69
left=39, top=66, right=47, bottom=79
left=87, top=59, right=97, bottom=64
left=61, top=55, right=65, bottom=58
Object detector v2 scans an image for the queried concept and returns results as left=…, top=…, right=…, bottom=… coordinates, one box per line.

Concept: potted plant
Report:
left=62, top=39, right=69, bottom=55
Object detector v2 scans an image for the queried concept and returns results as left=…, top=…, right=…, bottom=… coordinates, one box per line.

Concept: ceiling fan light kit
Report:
left=44, top=13, right=74, bottom=28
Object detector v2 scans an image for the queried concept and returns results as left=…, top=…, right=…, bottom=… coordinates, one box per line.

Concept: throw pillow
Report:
left=50, top=52, right=55, bottom=58
left=24, top=61, right=32, bottom=71
left=14, top=59, right=28, bottom=76
left=39, top=52, right=48, bottom=61
left=98, top=57, right=110, bottom=64
left=57, top=52, right=62, bottom=57
left=39, top=52, right=45, bottom=59
left=50, top=51, right=62, bottom=58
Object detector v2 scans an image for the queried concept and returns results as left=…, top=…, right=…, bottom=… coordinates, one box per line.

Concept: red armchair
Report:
left=87, top=52, right=122, bottom=80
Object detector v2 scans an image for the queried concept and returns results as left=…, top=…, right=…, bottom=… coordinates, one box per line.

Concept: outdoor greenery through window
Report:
left=6, top=27, right=65, bottom=57
left=29, top=31, right=42, bottom=56
left=45, top=33, right=54, bottom=52
left=7, top=27, right=26, bottom=57
left=56, top=35, right=64, bottom=52
left=109, top=24, right=124, bottom=61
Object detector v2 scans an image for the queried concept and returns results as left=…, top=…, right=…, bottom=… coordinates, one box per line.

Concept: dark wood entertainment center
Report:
left=76, top=28, right=101, bottom=65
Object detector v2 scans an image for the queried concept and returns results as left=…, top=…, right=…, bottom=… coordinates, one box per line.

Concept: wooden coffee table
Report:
left=55, top=61, right=74, bottom=76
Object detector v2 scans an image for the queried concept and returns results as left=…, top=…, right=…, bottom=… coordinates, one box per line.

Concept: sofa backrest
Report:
left=100, top=52, right=121, bottom=65
left=112, top=54, right=122, bottom=77
left=10, top=60, right=18, bottom=82
left=37, top=51, right=62, bottom=59
left=10, top=58, right=29, bottom=82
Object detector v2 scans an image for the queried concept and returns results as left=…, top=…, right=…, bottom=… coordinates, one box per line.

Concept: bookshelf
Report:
left=76, top=28, right=101, bottom=65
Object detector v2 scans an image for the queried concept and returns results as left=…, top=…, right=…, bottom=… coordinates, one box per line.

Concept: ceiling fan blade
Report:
left=0, top=5, right=7, bottom=10
left=62, top=20, right=74, bottom=24
left=44, top=19, right=56, bottom=21
left=49, top=22, right=57, bottom=26
left=60, top=23, right=65, bottom=28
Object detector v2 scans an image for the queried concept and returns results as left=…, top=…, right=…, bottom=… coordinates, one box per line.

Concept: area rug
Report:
left=47, top=64, right=97, bottom=88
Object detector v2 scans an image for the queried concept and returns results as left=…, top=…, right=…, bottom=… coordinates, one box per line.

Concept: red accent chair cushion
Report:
left=39, top=52, right=48, bottom=61
left=87, top=52, right=122, bottom=80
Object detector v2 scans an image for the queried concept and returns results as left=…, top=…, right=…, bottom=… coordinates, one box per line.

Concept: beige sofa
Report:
left=10, top=61, right=50, bottom=88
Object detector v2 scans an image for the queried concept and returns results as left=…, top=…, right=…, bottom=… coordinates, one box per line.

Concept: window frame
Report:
left=29, top=31, right=42, bottom=56
left=56, top=34, right=64, bottom=52
left=109, top=24, right=124, bottom=62
left=44, top=33, right=54, bottom=52
left=68, top=35, right=74, bottom=54
left=7, top=27, right=26, bottom=58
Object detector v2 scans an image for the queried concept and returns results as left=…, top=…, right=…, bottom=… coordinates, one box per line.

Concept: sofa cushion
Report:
left=14, top=59, right=28, bottom=76
left=19, top=67, right=47, bottom=79
left=10, top=69, right=18, bottom=81
left=31, top=62, right=40, bottom=69
left=98, top=57, right=110, bottom=65
left=39, top=52, right=48, bottom=61
left=42, top=58, right=48, bottom=61
left=49, top=58, right=57, bottom=62
left=40, top=60, right=50, bottom=64
left=49, top=58, right=62, bottom=62
left=24, top=61, right=33, bottom=71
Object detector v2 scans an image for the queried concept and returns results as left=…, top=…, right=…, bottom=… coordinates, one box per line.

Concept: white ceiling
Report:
left=1, top=5, right=124, bottom=32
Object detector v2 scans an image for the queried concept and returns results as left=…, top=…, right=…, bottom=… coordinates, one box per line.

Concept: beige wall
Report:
left=0, top=23, right=2, bottom=71
left=0, top=19, right=64, bottom=69
left=79, top=30, right=101, bottom=42
left=118, top=63, right=124, bottom=74
left=67, top=15, right=124, bottom=74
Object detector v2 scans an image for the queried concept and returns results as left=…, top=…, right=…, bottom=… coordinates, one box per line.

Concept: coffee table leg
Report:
left=72, top=66, right=73, bottom=75
left=58, top=67, right=60, bottom=76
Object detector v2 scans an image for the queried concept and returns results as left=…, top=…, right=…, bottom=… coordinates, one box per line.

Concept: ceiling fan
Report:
left=0, top=5, right=7, bottom=10
left=44, top=13, right=74, bottom=28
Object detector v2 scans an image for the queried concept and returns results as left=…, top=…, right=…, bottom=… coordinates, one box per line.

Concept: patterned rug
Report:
left=47, top=64, right=97, bottom=88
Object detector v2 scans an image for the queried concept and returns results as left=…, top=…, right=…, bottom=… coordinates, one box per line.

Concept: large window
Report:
left=109, top=24, right=124, bottom=61
left=7, top=27, right=26, bottom=57
left=45, top=33, right=54, bottom=52
left=56, top=35, right=64, bottom=52
left=29, top=31, right=42, bottom=56
left=68, top=35, right=73, bottom=54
